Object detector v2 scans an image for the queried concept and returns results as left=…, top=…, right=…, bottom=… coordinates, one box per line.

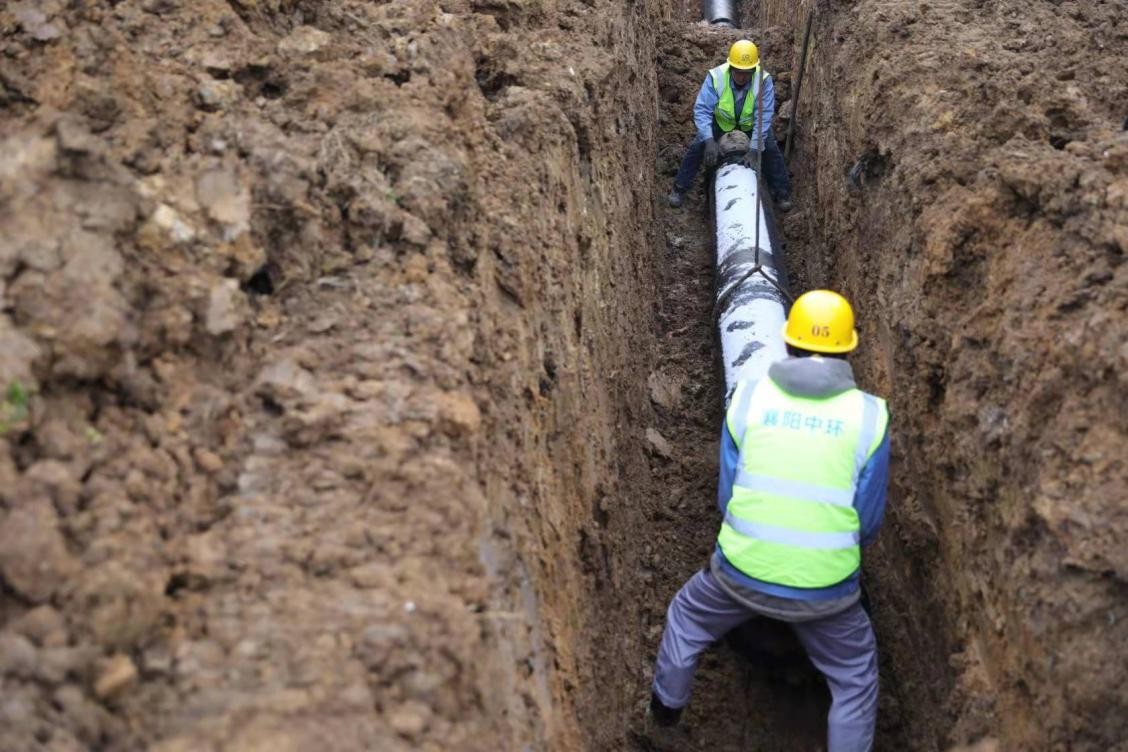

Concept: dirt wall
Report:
left=0, top=0, right=668, bottom=749
left=773, top=0, right=1128, bottom=748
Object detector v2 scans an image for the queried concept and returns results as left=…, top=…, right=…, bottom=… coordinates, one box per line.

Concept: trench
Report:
left=1, top=0, right=1122, bottom=749
left=553, top=1, right=957, bottom=750
left=564, top=3, right=910, bottom=749
left=556, top=0, right=1128, bottom=747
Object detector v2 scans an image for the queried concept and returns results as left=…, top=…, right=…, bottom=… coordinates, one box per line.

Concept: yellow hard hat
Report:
left=782, top=290, right=859, bottom=354
left=728, top=40, right=760, bottom=70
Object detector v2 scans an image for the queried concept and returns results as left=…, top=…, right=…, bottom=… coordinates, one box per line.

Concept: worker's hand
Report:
left=703, top=138, right=719, bottom=168
left=739, top=147, right=758, bottom=168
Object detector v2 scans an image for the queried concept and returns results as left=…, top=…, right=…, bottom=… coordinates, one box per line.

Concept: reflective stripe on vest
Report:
left=710, top=63, right=763, bottom=133
left=718, top=376, right=888, bottom=589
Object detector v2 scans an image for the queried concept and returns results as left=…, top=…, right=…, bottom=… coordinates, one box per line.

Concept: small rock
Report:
left=93, top=654, right=138, bottom=700
left=0, top=315, right=41, bottom=388
left=198, top=49, right=232, bottom=73
left=142, top=645, right=174, bottom=675
left=32, top=22, right=63, bottom=41
left=196, top=79, right=241, bottom=111
left=13, top=3, right=63, bottom=41
left=195, top=168, right=250, bottom=238
left=147, top=204, right=196, bottom=245
left=339, top=681, right=374, bottom=709
left=10, top=605, right=67, bottom=648
left=192, top=447, right=224, bottom=474
left=55, top=118, right=99, bottom=154
left=647, top=371, right=682, bottom=410
left=184, top=531, right=227, bottom=583
left=256, top=358, right=316, bottom=403
left=402, top=253, right=429, bottom=284
left=26, top=459, right=82, bottom=516
left=400, top=214, right=431, bottom=247
left=348, top=562, right=394, bottom=589
left=645, top=428, right=674, bottom=460
left=278, top=25, right=332, bottom=55
left=0, top=498, right=79, bottom=603
left=205, top=278, right=245, bottom=335
left=436, top=392, right=481, bottom=437
left=388, top=701, right=430, bottom=739
left=12, top=4, right=47, bottom=29
left=0, top=632, right=37, bottom=677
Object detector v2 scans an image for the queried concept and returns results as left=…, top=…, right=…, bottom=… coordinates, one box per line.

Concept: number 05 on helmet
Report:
left=782, top=290, right=859, bottom=354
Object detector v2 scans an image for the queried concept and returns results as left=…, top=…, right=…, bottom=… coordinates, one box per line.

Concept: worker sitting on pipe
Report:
left=668, top=40, right=793, bottom=212
left=645, top=290, right=889, bottom=752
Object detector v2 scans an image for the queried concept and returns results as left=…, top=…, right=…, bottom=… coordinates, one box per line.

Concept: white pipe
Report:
left=713, top=161, right=788, bottom=400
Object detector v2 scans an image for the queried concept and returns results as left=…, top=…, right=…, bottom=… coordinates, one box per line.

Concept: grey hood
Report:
left=768, top=356, right=856, bottom=397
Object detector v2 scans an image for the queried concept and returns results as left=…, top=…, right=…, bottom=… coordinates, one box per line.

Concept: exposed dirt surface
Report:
left=772, top=0, right=1128, bottom=749
left=1, top=0, right=668, bottom=749
left=2, top=0, right=1126, bottom=750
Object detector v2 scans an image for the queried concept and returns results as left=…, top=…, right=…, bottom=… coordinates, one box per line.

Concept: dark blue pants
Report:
left=674, top=127, right=792, bottom=201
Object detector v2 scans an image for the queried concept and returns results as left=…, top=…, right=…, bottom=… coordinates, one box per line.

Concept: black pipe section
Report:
left=704, top=0, right=737, bottom=28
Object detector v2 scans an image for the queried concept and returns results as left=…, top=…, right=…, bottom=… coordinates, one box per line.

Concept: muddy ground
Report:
left=1, top=0, right=1126, bottom=750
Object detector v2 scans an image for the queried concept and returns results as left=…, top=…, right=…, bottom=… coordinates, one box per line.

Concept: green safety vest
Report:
left=717, top=376, right=889, bottom=589
left=710, top=63, right=764, bottom=133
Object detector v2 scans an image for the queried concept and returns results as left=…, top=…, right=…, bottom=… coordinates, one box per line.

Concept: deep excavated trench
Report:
left=0, top=0, right=1124, bottom=751
left=570, top=0, right=1127, bottom=749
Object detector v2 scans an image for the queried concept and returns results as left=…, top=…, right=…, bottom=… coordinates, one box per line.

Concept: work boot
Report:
left=648, top=693, right=682, bottom=727
left=643, top=694, right=687, bottom=750
left=667, top=187, right=685, bottom=208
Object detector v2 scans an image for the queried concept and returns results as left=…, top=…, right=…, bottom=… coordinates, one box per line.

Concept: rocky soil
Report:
left=1, top=0, right=1125, bottom=750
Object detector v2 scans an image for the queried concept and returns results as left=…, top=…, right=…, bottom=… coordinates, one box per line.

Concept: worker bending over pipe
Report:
left=646, top=291, right=891, bottom=752
left=668, top=40, right=793, bottom=212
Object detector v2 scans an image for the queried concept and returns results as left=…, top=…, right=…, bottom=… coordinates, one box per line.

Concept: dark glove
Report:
left=739, top=146, right=759, bottom=168
left=703, top=138, right=719, bottom=168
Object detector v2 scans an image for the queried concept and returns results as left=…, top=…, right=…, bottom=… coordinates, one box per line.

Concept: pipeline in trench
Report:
left=590, top=3, right=907, bottom=750
left=602, top=9, right=847, bottom=749
left=584, top=0, right=1127, bottom=747
left=621, top=123, right=836, bottom=748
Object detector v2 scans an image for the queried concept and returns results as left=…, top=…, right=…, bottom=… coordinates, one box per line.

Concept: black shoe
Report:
left=648, top=692, right=683, bottom=727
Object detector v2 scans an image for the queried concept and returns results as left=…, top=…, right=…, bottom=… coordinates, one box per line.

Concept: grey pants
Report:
left=652, top=569, right=878, bottom=752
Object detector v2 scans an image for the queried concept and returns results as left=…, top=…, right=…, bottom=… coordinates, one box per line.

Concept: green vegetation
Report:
left=0, top=381, right=30, bottom=436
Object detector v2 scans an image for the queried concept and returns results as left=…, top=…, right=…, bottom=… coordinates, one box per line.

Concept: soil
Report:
left=770, top=0, right=1128, bottom=747
left=0, top=0, right=1125, bottom=751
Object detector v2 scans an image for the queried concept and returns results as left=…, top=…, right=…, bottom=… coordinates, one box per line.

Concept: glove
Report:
left=739, top=146, right=760, bottom=168
left=703, top=138, right=719, bottom=168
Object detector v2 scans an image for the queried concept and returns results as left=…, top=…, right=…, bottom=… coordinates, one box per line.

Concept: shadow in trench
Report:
left=725, top=618, right=830, bottom=743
